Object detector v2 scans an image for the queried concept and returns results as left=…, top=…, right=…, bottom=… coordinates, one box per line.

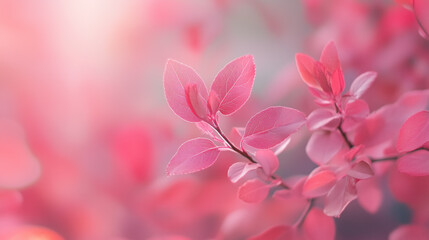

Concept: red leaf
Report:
left=295, top=53, right=321, bottom=90
left=210, top=55, right=255, bottom=115
left=238, top=179, right=271, bottom=203
left=397, top=111, right=429, bottom=153
left=255, top=150, right=279, bottom=176
left=324, top=176, right=357, bottom=217
left=349, top=71, right=377, bottom=99
left=302, top=208, right=336, bottom=240
left=164, top=59, right=208, bottom=122
left=320, top=41, right=341, bottom=74
left=185, top=83, right=209, bottom=121
left=243, top=107, right=306, bottom=149
left=306, top=130, right=344, bottom=165
left=166, top=138, right=220, bottom=176
left=397, top=150, right=429, bottom=176
left=303, top=168, right=337, bottom=198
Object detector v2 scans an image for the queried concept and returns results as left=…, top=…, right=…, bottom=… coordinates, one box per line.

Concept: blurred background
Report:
left=0, top=0, right=428, bottom=239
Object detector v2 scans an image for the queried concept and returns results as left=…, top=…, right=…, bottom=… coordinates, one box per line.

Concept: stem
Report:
left=211, top=121, right=290, bottom=189
left=370, top=147, right=429, bottom=163
left=334, top=102, right=354, bottom=148
left=295, top=198, right=315, bottom=228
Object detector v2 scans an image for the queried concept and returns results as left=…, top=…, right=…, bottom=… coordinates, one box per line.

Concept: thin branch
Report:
left=295, top=198, right=315, bottom=228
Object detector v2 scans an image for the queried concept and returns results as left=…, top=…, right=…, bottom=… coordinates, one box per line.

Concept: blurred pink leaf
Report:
left=306, top=130, right=344, bottom=165
left=396, top=111, right=429, bottom=153
left=255, top=149, right=279, bottom=176
left=243, top=107, right=306, bottom=149
left=166, top=138, right=220, bottom=176
left=349, top=71, right=377, bottom=99
left=210, top=55, right=255, bottom=115
left=238, top=179, right=271, bottom=203
left=389, top=225, right=429, bottom=240
left=356, top=178, right=382, bottom=214
left=324, top=176, right=357, bottom=217
left=397, top=150, right=429, bottom=176
left=303, top=168, right=337, bottom=198
left=0, top=120, right=41, bottom=189
left=348, top=161, right=374, bottom=179
left=227, top=162, right=260, bottom=183
left=302, top=208, right=336, bottom=240
left=164, top=59, right=208, bottom=122
left=249, top=225, right=298, bottom=240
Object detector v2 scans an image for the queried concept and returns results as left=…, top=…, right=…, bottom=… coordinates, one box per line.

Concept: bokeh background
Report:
left=1, top=0, right=428, bottom=239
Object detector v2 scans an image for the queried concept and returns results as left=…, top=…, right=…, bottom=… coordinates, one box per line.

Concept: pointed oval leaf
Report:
left=243, top=107, right=306, bottom=149
left=397, top=111, right=429, bottom=153
left=302, top=208, right=335, bottom=240
left=324, top=176, right=357, bottom=217
left=356, top=178, right=382, bottom=214
left=320, top=41, right=340, bottom=75
left=306, top=130, right=344, bottom=165
left=238, top=179, right=271, bottom=203
left=207, top=90, right=220, bottom=115
left=227, top=162, right=260, bottom=183
left=255, top=150, right=279, bottom=176
left=296, top=53, right=321, bottom=90
left=349, top=71, right=377, bottom=99
left=164, top=59, right=208, bottom=122
left=210, top=55, right=255, bottom=115
left=303, top=169, right=337, bottom=198
left=166, top=138, right=220, bottom=176
left=397, top=150, right=429, bottom=176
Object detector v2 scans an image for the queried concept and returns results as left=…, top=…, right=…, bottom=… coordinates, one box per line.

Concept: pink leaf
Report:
left=397, top=111, right=429, bottom=153
left=227, top=162, right=260, bottom=183
left=324, top=176, right=357, bottom=217
left=0, top=120, right=41, bottom=189
left=320, top=42, right=340, bottom=73
left=307, top=108, right=340, bottom=131
left=238, top=179, right=271, bottom=203
left=207, top=90, right=220, bottom=115
left=255, top=150, right=279, bottom=175
left=349, top=71, right=377, bottom=99
left=185, top=83, right=209, bottom=121
left=320, top=42, right=344, bottom=96
left=354, top=90, right=429, bottom=148
left=249, top=225, right=298, bottom=240
left=295, top=53, right=321, bottom=90
left=397, top=150, right=429, bottom=176
left=164, top=59, right=208, bottom=122
left=356, top=178, right=382, bottom=214
left=389, top=225, right=429, bottom=240
left=303, top=168, right=337, bottom=198
left=210, top=55, right=255, bottom=115
left=306, top=130, right=344, bottom=165
left=302, top=208, right=336, bottom=240
left=195, top=121, right=222, bottom=142
left=243, top=107, right=306, bottom=149
left=166, top=138, right=220, bottom=176
left=348, top=161, right=374, bottom=179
